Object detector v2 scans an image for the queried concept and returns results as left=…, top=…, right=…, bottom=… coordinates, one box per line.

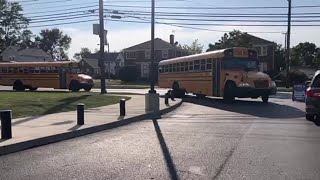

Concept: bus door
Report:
left=213, top=59, right=221, bottom=96
left=59, top=69, right=67, bottom=89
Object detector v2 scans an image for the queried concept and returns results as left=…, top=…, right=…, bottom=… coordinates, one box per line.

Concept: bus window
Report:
left=13, top=67, right=18, bottom=73
left=177, top=63, right=180, bottom=72
left=185, top=62, right=189, bottom=72
left=189, top=61, right=194, bottom=71
left=29, top=67, right=35, bottom=73
left=1, top=68, right=7, bottom=73
left=8, top=67, right=13, bottom=73
left=18, top=68, right=24, bottom=73
left=40, top=67, right=47, bottom=73
left=24, top=68, right=29, bottom=73
left=165, top=65, right=169, bottom=72
left=173, top=63, right=177, bottom=72
left=35, top=67, right=40, bottom=73
left=169, top=64, right=173, bottom=72
left=194, top=60, right=200, bottom=71
left=201, top=59, right=206, bottom=71
left=180, top=62, right=184, bottom=72
left=206, top=59, right=212, bottom=70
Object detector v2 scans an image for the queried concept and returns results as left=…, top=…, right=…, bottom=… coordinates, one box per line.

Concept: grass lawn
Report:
left=0, top=92, right=130, bottom=119
left=94, top=80, right=151, bottom=89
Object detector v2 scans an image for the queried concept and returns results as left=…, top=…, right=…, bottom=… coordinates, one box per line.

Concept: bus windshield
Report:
left=223, top=58, right=258, bottom=71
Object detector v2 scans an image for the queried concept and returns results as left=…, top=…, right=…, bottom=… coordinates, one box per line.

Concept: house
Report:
left=123, top=35, right=189, bottom=79
left=243, top=34, right=276, bottom=72
left=79, top=52, right=124, bottom=78
left=0, top=46, right=53, bottom=62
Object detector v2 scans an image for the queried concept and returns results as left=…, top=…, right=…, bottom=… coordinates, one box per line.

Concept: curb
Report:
left=0, top=100, right=182, bottom=156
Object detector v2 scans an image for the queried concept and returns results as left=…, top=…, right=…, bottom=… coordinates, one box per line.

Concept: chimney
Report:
left=170, top=34, right=174, bottom=46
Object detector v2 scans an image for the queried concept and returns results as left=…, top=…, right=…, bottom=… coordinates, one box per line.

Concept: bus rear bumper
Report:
left=235, top=87, right=272, bottom=98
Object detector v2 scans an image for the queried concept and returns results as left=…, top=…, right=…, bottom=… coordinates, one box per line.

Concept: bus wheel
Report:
left=84, top=87, right=92, bottom=92
left=69, top=80, right=80, bottom=92
left=262, top=95, right=269, bottom=103
left=223, top=82, right=235, bottom=103
left=29, top=87, right=38, bottom=91
left=13, top=80, right=25, bottom=91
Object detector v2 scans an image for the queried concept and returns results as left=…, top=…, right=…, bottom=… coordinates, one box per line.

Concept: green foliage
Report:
left=73, top=47, right=92, bottom=60
left=35, top=28, right=72, bottom=61
left=180, top=39, right=203, bottom=54
left=291, top=42, right=320, bottom=67
left=207, top=30, right=253, bottom=51
left=119, top=66, right=139, bottom=82
left=0, top=0, right=29, bottom=53
left=274, top=44, right=286, bottom=72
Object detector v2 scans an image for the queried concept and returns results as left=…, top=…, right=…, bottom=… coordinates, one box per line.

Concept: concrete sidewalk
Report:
left=0, top=95, right=182, bottom=156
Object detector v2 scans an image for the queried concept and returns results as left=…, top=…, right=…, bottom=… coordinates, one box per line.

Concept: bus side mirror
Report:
left=280, top=67, right=283, bottom=72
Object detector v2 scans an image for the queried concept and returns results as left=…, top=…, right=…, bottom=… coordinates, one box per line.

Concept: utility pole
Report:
left=286, top=0, right=292, bottom=88
left=107, top=43, right=111, bottom=81
left=99, top=0, right=106, bottom=94
left=149, top=0, right=156, bottom=93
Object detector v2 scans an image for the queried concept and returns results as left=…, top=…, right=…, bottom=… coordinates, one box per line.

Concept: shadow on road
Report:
left=183, top=96, right=304, bottom=119
left=152, top=119, right=178, bottom=180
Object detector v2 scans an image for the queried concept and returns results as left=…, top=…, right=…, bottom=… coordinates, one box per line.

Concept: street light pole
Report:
left=108, top=43, right=111, bottom=81
left=99, top=0, right=106, bottom=94
left=286, top=0, right=292, bottom=88
left=149, top=0, right=156, bottom=93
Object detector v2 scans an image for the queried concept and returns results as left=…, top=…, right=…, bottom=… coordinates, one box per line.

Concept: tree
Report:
left=73, top=47, right=91, bottom=60
left=207, top=30, right=253, bottom=51
left=0, top=0, right=29, bottom=53
left=18, top=30, right=36, bottom=49
left=274, top=44, right=286, bottom=72
left=181, top=39, right=203, bottom=54
left=35, top=28, right=71, bottom=61
left=291, top=42, right=319, bottom=66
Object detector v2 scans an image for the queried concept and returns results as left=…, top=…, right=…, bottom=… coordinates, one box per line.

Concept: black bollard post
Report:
left=1, top=110, right=12, bottom=139
left=120, top=99, right=126, bottom=116
left=77, top=104, right=84, bottom=125
left=165, top=93, right=169, bottom=105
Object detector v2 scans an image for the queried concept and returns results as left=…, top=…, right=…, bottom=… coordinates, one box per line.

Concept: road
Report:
left=1, top=92, right=320, bottom=179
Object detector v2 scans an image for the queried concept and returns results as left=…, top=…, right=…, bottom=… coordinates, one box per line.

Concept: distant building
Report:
left=243, top=34, right=276, bottom=72
left=0, top=46, right=53, bottom=62
left=123, top=35, right=189, bottom=79
left=79, top=52, right=124, bottom=78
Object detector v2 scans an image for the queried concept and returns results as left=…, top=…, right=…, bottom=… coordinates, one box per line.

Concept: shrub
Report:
left=118, top=66, right=139, bottom=82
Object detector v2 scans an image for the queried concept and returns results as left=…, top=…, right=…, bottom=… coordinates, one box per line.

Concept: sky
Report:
left=11, top=0, right=320, bottom=58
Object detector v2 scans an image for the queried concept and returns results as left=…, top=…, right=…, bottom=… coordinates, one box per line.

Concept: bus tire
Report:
left=29, top=87, right=38, bottom=91
left=262, top=95, right=269, bottom=103
left=69, top=80, right=80, bottom=92
left=84, top=87, right=92, bottom=92
left=13, top=80, right=25, bottom=91
left=223, top=81, right=235, bottom=103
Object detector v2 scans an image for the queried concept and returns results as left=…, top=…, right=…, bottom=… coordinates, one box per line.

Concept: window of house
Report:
left=162, top=50, right=168, bottom=59
left=194, top=60, right=200, bottom=71
left=180, top=63, right=184, bottom=72
left=145, top=51, right=151, bottom=59
left=189, top=61, right=194, bottom=71
left=173, top=63, right=177, bottom=72
left=177, top=63, right=180, bottom=72
left=126, top=51, right=136, bottom=59
left=206, top=59, right=212, bottom=70
left=201, top=59, right=206, bottom=71
left=254, top=46, right=268, bottom=56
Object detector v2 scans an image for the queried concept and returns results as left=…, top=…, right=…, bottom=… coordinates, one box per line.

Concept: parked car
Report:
left=305, top=70, right=320, bottom=121
left=270, top=81, right=277, bottom=95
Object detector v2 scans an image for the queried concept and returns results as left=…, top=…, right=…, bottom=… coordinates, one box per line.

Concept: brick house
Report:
left=79, top=52, right=124, bottom=78
left=244, top=34, right=276, bottom=72
left=123, top=35, right=189, bottom=79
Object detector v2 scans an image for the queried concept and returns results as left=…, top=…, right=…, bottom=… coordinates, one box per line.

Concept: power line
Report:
left=20, top=0, right=73, bottom=6
left=103, top=4, right=320, bottom=9
left=23, top=5, right=98, bottom=15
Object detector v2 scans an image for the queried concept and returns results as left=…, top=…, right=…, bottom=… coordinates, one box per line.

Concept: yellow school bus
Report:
left=158, top=47, right=273, bottom=103
left=0, top=61, right=94, bottom=92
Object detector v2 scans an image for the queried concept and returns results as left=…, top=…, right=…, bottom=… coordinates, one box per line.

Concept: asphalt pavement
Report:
left=0, top=92, right=319, bottom=180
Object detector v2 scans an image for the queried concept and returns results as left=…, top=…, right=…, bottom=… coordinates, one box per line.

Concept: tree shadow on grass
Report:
left=42, top=95, right=91, bottom=115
